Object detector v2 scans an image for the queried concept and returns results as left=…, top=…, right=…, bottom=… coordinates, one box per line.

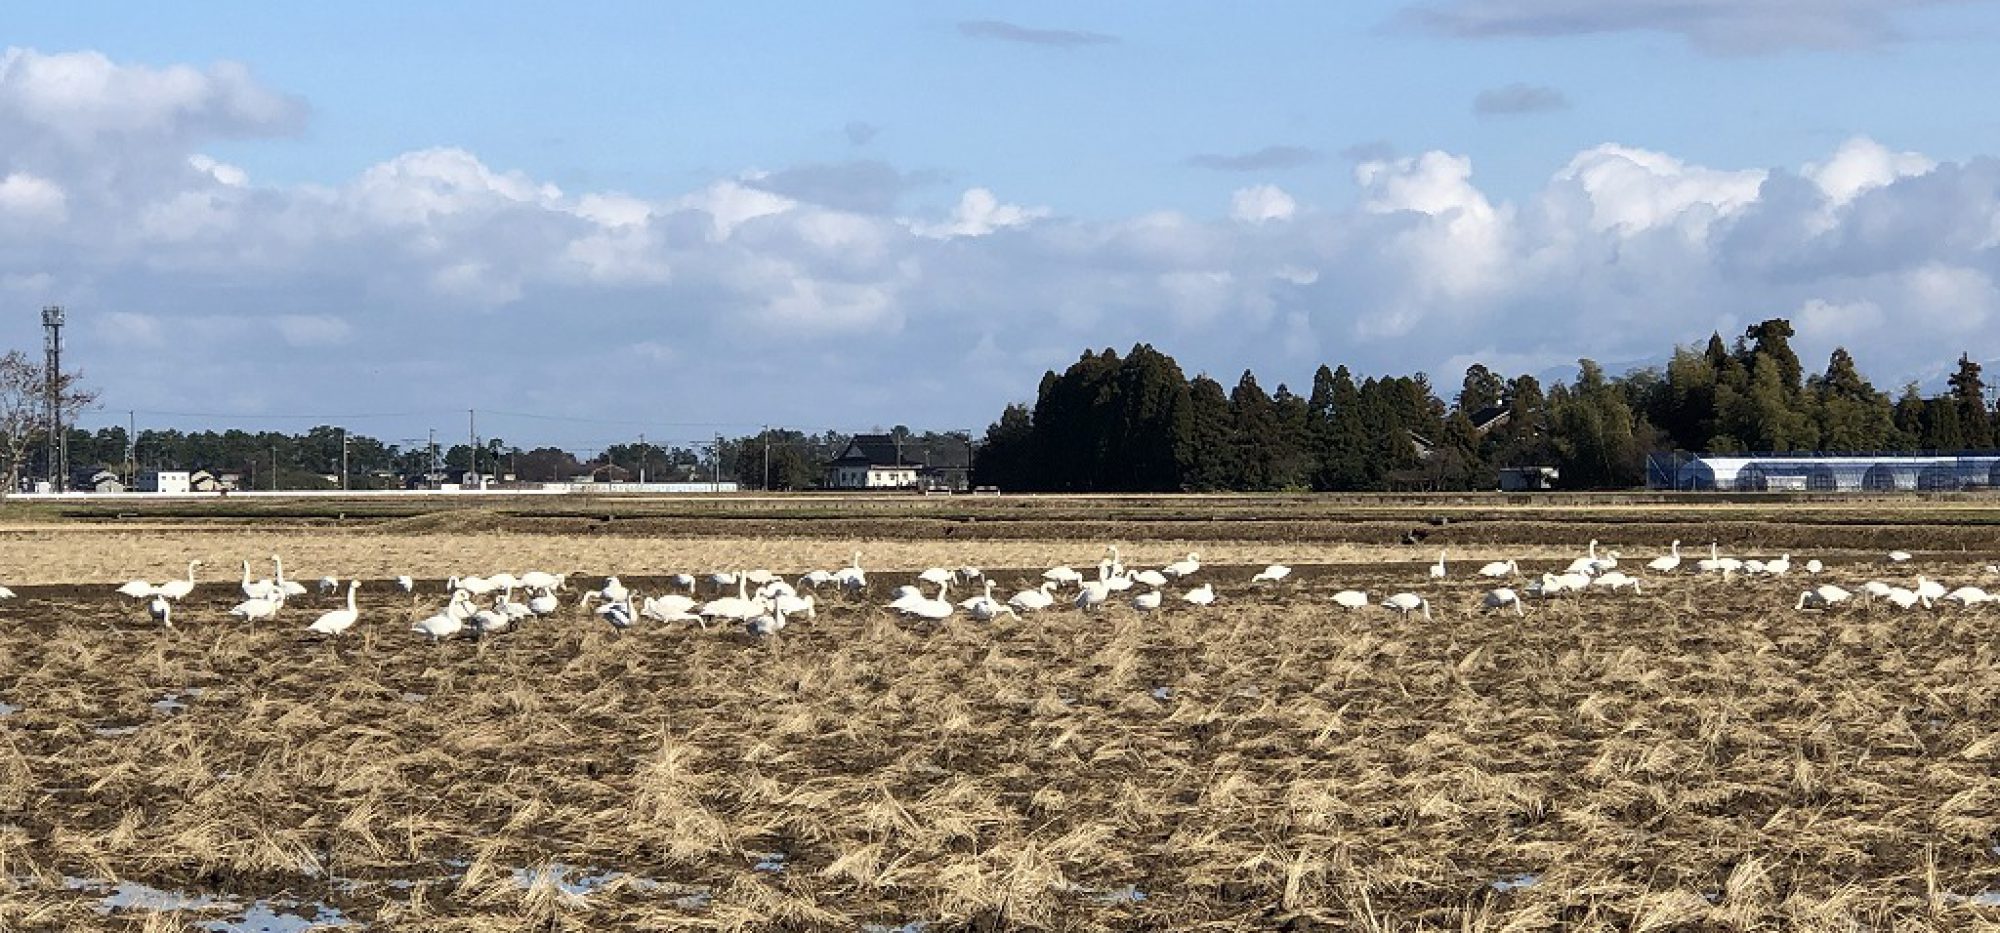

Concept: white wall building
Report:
left=137, top=470, right=192, bottom=493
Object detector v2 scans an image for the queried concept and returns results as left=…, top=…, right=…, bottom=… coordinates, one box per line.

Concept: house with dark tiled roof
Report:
left=826, top=434, right=924, bottom=489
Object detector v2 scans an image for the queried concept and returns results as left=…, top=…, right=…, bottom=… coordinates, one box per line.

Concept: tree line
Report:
left=970, top=319, right=2000, bottom=492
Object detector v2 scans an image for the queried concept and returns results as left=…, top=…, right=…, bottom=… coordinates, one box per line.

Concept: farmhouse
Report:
left=70, top=469, right=125, bottom=493
left=826, top=434, right=924, bottom=489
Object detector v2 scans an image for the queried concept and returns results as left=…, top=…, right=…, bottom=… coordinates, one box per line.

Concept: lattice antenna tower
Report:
left=41, top=306, right=64, bottom=490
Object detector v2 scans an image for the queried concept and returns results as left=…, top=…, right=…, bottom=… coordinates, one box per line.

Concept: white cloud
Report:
left=1552, top=144, right=1766, bottom=236
left=1230, top=185, right=1296, bottom=224
left=0, top=172, right=66, bottom=223
left=910, top=188, right=1048, bottom=238
left=11, top=45, right=2000, bottom=438
left=1804, top=137, right=1935, bottom=208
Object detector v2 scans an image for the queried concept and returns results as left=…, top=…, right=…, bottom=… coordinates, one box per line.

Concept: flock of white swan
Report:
left=1, top=541, right=1996, bottom=640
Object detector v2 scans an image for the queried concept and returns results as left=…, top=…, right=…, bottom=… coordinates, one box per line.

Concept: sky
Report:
left=4, top=1, right=2000, bottom=454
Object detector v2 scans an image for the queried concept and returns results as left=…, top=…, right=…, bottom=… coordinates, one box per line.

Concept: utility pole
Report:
left=271, top=445, right=278, bottom=491
left=467, top=409, right=478, bottom=488
left=339, top=427, right=349, bottom=491
left=712, top=434, right=722, bottom=492
left=41, top=306, right=64, bottom=491
left=639, top=432, right=646, bottom=484
left=126, top=410, right=135, bottom=488
left=763, top=425, right=771, bottom=491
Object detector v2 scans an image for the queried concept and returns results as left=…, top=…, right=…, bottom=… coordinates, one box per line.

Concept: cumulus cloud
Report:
left=1230, top=185, right=1297, bottom=224
left=10, top=46, right=2000, bottom=440
left=1399, top=0, right=1963, bottom=55
left=1473, top=83, right=1569, bottom=115
left=908, top=188, right=1049, bottom=238
left=957, top=20, right=1117, bottom=47
left=741, top=160, right=940, bottom=214
left=1188, top=145, right=1321, bottom=172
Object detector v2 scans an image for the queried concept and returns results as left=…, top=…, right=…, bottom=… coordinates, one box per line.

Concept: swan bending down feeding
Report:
left=1383, top=593, right=1431, bottom=619
left=1182, top=583, right=1216, bottom=606
left=229, top=594, right=284, bottom=622
left=308, top=581, right=361, bottom=636
left=1795, top=584, right=1852, bottom=610
left=148, top=595, right=173, bottom=628
left=1251, top=564, right=1292, bottom=584
left=1009, top=582, right=1058, bottom=612
left=1330, top=590, right=1368, bottom=609
left=1482, top=588, right=1523, bottom=616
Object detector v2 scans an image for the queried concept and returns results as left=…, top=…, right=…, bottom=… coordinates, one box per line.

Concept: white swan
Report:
left=156, top=560, right=203, bottom=601
left=799, top=569, right=836, bottom=588
left=1481, top=588, right=1523, bottom=616
left=1913, top=576, right=1947, bottom=601
left=307, top=581, right=360, bottom=636
left=1804, top=559, right=1824, bottom=574
left=596, top=595, right=636, bottom=630
left=527, top=587, right=559, bottom=616
left=1564, top=540, right=1602, bottom=576
left=412, top=605, right=465, bottom=641
left=317, top=575, right=339, bottom=595
left=1250, top=564, right=1292, bottom=584
left=1042, top=565, right=1084, bottom=586
left=772, top=591, right=817, bottom=620
left=396, top=575, right=415, bottom=594
left=228, top=594, right=284, bottom=622
left=699, top=576, right=763, bottom=622
left=667, top=572, right=697, bottom=592
left=834, top=553, right=868, bottom=593
left=1383, top=593, right=1431, bottom=619
left=273, top=555, right=308, bottom=598
left=1009, top=582, right=1058, bottom=612
left=520, top=571, right=567, bottom=592
left=918, top=567, right=954, bottom=587
left=1132, top=569, right=1169, bottom=589
left=1477, top=559, right=1518, bottom=579
left=1330, top=590, right=1368, bottom=609
left=1647, top=541, right=1682, bottom=574
left=1888, top=550, right=1913, bottom=563
left=1131, top=589, right=1163, bottom=612
left=1883, top=586, right=1928, bottom=610
left=117, top=577, right=158, bottom=600
left=1591, top=571, right=1641, bottom=593
left=1182, top=583, right=1216, bottom=606
left=240, top=560, right=282, bottom=602
left=1428, top=549, right=1447, bottom=580
left=965, top=583, right=1016, bottom=622
left=744, top=602, right=788, bottom=636
left=1163, top=552, right=1201, bottom=579
left=1074, top=578, right=1112, bottom=613
left=1941, top=586, right=1990, bottom=607
left=901, top=582, right=955, bottom=621
left=0, top=584, right=13, bottom=600
left=1795, top=584, right=1852, bottom=610
left=1764, top=554, right=1792, bottom=575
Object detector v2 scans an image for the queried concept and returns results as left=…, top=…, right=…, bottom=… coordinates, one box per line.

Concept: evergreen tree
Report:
left=1313, top=365, right=1369, bottom=490
left=1810, top=348, right=1892, bottom=451
left=1228, top=371, right=1282, bottom=490
left=972, top=404, right=1035, bottom=489
left=1178, top=375, right=1238, bottom=490
left=1948, top=354, right=1994, bottom=449
left=1457, top=363, right=1505, bottom=415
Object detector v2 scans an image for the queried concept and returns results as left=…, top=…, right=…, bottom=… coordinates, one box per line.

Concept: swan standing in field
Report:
left=1764, top=554, right=1792, bottom=575
left=155, top=560, right=202, bottom=602
left=1330, top=589, right=1369, bottom=609
left=1888, top=551, right=1913, bottom=563
left=1074, top=578, right=1112, bottom=613
left=744, top=603, right=788, bottom=636
left=1182, top=583, right=1216, bottom=606
left=596, top=595, right=636, bottom=631
left=317, top=575, right=339, bottom=595
left=918, top=567, right=954, bottom=587
left=1647, top=541, right=1682, bottom=574
left=1383, top=593, right=1431, bottom=619
left=308, top=581, right=361, bottom=636
left=1428, top=549, right=1448, bottom=579
left=1914, top=576, right=1947, bottom=602
left=1009, top=582, right=1058, bottom=613
left=396, top=575, right=415, bottom=594
left=118, top=577, right=158, bottom=600
left=771, top=591, right=817, bottom=620
left=1482, top=588, right=1523, bottom=616
left=239, top=561, right=281, bottom=602
left=1478, top=559, right=1518, bottom=579
left=579, top=576, right=629, bottom=607
left=1883, top=586, right=1929, bottom=610
left=1565, top=540, right=1602, bottom=576
left=1132, top=569, right=1169, bottom=589
left=1163, top=552, right=1201, bottom=579
left=833, top=553, right=867, bottom=593
left=519, top=571, right=566, bottom=592
left=1795, top=584, right=1852, bottom=610
left=798, top=569, right=836, bottom=589
left=700, top=577, right=763, bottom=622
left=272, top=556, right=308, bottom=599
left=1251, top=564, right=1292, bottom=584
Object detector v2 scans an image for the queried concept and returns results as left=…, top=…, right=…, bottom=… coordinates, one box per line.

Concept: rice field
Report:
left=2, top=494, right=1999, bottom=930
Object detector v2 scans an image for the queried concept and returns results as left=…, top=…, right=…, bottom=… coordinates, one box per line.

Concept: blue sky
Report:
left=3, top=2, right=2000, bottom=452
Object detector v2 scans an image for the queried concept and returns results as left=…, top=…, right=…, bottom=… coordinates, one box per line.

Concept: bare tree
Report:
left=0, top=349, right=98, bottom=493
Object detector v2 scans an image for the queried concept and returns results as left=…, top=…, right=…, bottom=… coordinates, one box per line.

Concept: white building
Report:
left=137, top=470, right=192, bottom=493
left=826, top=435, right=924, bottom=489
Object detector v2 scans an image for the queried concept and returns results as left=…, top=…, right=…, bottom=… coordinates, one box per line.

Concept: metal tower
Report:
left=41, top=306, right=64, bottom=491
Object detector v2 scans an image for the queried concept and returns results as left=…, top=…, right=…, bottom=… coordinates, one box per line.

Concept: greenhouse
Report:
left=1653, top=454, right=2000, bottom=492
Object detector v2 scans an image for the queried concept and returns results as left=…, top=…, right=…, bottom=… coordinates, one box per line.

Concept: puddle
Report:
left=509, top=863, right=688, bottom=901
left=1080, top=883, right=1147, bottom=905
left=1974, top=890, right=2000, bottom=906
left=1150, top=687, right=1173, bottom=701
left=1491, top=873, right=1540, bottom=893
left=153, top=694, right=188, bottom=715
left=92, top=725, right=142, bottom=737
left=197, top=901, right=352, bottom=932
left=0, top=701, right=17, bottom=716
left=752, top=852, right=788, bottom=874
left=400, top=693, right=426, bottom=704
left=66, top=876, right=230, bottom=913
left=863, top=923, right=931, bottom=933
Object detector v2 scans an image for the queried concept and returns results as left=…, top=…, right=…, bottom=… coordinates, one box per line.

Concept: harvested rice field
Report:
left=3, top=493, right=2000, bottom=930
